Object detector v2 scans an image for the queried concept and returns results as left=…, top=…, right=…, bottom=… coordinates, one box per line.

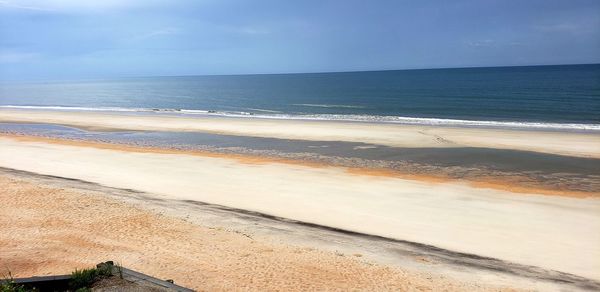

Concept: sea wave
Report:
left=292, top=103, right=366, bottom=109
left=0, top=105, right=157, bottom=112
left=1, top=105, right=599, bottom=131
left=244, top=108, right=282, bottom=113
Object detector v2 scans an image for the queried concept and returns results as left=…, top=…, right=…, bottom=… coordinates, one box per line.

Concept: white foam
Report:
left=0, top=105, right=146, bottom=112
left=292, top=103, right=367, bottom=109
left=1, top=105, right=599, bottom=131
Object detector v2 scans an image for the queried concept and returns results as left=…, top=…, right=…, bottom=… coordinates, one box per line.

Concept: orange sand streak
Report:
left=1, top=133, right=594, bottom=198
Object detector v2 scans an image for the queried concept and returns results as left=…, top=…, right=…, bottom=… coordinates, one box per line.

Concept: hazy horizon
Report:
left=2, top=62, right=599, bottom=84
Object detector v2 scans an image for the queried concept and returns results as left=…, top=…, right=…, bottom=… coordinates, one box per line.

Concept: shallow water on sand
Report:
left=2, top=122, right=599, bottom=193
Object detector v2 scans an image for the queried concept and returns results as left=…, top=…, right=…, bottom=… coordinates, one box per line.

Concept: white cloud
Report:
left=0, top=0, right=54, bottom=11
left=533, top=17, right=600, bottom=35
left=0, top=51, right=39, bottom=63
left=131, top=28, right=180, bottom=42
left=467, top=39, right=496, bottom=47
left=0, top=0, right=165, bottom=13
left=465, top=39, right=523, bottom=48
left=237, top=27, right=271, bottom=35
left=221, top=25, right=272, bottom=36
left=534, top=23, right=580, bottom=33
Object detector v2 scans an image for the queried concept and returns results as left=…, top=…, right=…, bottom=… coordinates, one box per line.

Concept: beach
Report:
left=1, top=109, right=599, bottom=290
left=0, top=163, right=594, bottom=291
left=1, top=109, right=599, bottom=158
left=4, top=173, right=508, bottom=291
left=2, top=0, right=599, bottom=289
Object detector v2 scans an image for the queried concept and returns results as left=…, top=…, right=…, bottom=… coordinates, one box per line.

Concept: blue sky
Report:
left=1, top=0, right=599, bottom=80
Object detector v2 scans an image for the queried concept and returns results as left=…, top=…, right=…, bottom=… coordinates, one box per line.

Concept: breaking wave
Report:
left=1, top=105, right=599, bottom=131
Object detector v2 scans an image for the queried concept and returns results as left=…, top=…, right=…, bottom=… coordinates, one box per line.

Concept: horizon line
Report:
left=3, top=62, right=599, bottom=83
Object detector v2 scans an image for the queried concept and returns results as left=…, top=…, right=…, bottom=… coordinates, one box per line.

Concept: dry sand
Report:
left=1, top=109, right=599, bottom=158
left=1, top=175, right=514, bottom=291
left=1, top=135, right=599, bottom=281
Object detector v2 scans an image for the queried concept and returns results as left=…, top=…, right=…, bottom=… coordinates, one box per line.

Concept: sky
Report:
left=1, top=0, right=599, bottom=80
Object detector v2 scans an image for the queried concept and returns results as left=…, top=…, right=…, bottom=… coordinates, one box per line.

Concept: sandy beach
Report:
left=1, top=110, right=599, bottom=290
left=3, top=1, right=599, bottom=290
left=4, top=173, right=518, bottom=291
left=4, top=166, right=600, bottom=291
left=1, top=109, right=599, bottom=158
left=1, top=134, right=599, bottom=283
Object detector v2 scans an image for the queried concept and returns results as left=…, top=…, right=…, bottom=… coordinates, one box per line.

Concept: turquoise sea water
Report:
left=1, top=64, right=599, bottom=129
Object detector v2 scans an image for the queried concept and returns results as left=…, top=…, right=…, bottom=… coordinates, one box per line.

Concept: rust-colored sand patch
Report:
left=0, top=175, right=512, bottom=291
left=1, top=133, right=594, bottom=198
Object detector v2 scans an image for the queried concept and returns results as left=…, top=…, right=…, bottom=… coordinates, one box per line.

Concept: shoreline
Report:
left=2, top=132, right=597, bottom=198
left=1, top=109, right=600, bottom=158
left=2, top=167, right=598, bottom=291
left=1, top=105, right=599, bottom=132
left=1, top=134, right=599, bottom=280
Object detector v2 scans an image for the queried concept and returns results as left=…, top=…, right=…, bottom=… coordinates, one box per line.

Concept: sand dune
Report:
left=1, top=109, right=600, bottom=158
left=1, top=135, right=599, bottom=281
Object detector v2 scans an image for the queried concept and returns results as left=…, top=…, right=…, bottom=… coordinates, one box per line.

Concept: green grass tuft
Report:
left=69, top=268, right=99, bottom=290
left=69, top=264, right=113, bottom=290
left=0, top=271, right=30, bottom=292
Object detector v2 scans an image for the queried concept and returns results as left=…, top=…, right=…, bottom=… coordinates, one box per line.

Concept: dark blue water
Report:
left=1, top=64, right=599, bottom=128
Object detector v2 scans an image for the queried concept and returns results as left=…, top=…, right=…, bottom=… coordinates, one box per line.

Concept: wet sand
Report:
left=1, top=109, right=599, bottom=158
left=1, top=135, right=599, bottom=282
left=1, top=131, right=597, bottom=197
left=2, top=123, right=599, bottom=195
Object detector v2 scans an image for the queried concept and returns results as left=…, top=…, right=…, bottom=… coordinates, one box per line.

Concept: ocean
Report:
left=1, top=64, right=599, bottom=130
